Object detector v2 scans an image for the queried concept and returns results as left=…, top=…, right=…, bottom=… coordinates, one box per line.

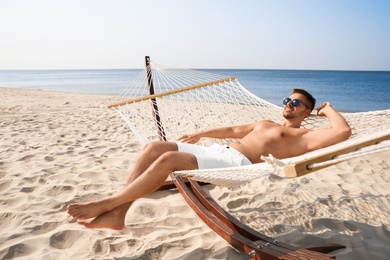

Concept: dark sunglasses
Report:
left=283, top=98, right=310, bottom=109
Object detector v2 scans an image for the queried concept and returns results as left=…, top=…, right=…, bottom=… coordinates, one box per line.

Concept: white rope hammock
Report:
left=108, top=59, right=390, bottom=187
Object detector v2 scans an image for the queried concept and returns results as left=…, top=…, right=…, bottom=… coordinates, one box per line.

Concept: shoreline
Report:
left=1, top=86, right=382, bottom=114
left=1, top=87, right=389, bottom=259
left=2, top=66, right=390, bottom=113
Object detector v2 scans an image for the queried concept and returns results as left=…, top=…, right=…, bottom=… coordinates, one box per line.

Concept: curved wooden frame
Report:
left=130, top=56, right=345, bottom=259
left=159, top=177, right=344, bottom=259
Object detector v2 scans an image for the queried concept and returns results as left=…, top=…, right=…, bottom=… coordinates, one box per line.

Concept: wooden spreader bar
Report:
left=107, top=76, right=237, bottom=109
left=284, top=133, right=390, bottom=177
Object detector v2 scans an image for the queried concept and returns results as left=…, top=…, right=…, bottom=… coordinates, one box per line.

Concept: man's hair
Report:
left=292, top=88, right=316, bottom=110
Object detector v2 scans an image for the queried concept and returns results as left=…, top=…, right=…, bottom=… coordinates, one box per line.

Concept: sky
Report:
left=0, top=0, right=389, bottom=70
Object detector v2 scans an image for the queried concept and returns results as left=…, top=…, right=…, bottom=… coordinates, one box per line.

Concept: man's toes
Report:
left=67, top=205, right=80, bottom=218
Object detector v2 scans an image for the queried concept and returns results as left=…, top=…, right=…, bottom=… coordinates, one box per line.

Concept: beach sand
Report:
left=1, top=87, right=389, bottom=259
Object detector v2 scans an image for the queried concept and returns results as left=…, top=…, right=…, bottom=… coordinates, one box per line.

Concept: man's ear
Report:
left=304, top=109, right=312, bottom=118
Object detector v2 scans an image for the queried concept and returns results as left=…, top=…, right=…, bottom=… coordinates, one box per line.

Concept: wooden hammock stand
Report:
left=141, top=57, right=346, bottom=259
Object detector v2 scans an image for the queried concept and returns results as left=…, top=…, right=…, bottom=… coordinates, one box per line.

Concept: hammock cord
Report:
left=109, top=60, right=390, bottom=186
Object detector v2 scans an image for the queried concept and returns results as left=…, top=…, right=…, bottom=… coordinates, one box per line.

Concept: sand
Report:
left=1, top=87, right=389, bottom=259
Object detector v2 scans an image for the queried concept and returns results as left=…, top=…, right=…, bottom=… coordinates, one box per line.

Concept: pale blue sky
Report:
left=1, top=0, right=389, bottom=70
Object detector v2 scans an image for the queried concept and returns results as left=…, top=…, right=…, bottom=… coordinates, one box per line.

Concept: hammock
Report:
left=108, top=57, right=390, bottom=187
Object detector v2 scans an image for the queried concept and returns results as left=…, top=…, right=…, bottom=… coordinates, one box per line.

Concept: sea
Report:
left=0, top=69, right=389, bottom=113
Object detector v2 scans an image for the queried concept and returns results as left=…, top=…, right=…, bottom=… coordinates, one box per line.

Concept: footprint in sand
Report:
left=44, top=156, right=54, bottom=162
left=30, top=222, right=58, bottom=236
left=227, top=197, right=250, bottom=209
left=50, top=230, right=85, bottom=249
left=41, top=185, right=75, bottom=199
left=1, top=243, right=35, bottom=259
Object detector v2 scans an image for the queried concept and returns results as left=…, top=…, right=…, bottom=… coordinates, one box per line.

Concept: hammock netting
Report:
left=108, top=59, right=390, bottom=187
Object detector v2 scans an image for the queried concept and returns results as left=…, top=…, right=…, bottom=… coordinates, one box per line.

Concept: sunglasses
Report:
left=283, top=98, right=310, bottom=109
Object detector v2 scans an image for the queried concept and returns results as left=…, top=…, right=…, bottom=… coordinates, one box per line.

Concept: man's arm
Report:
left=177, top=122, right=258, bottom=144
left=304, top=102, right=352, bottom=150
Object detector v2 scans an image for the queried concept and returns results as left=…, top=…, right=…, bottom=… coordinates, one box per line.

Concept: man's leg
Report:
left=74, top=141, right=179, bottom=229
left=67, top=148, right=198, bottom=228
left=126, top=141, right=180, bottom=184
left=69, top=141, right=181, bottom=229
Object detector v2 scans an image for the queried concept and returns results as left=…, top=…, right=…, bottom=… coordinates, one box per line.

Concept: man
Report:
left=67, top=89, right=351, bottom=230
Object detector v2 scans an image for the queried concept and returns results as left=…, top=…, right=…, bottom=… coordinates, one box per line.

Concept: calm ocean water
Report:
left=0, top=69, right=389, bottom=113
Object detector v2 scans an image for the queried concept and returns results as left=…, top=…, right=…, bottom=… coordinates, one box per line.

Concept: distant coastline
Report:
left=1, top=69, right=389, bottom=113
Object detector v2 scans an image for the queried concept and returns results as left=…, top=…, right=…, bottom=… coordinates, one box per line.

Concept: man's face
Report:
left=283, top=93, right=311, bottom=119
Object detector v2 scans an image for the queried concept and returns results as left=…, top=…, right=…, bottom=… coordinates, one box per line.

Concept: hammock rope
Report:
left=108, top=59, right=390, bottom=187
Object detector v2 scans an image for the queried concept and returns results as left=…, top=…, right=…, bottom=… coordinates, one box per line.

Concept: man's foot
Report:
left=77, top=211, right=125, bottom=230
left=67, top=199, right=112, bottom=220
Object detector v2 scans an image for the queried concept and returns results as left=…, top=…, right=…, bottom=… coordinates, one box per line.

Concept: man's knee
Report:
left=142, top=141, right=178, bottom=158
left=157, top=151, right=198, bottom=171
left=143, top=141, right=163, bottom=151
left=145, top=141, right=177, bottom=149
left=156, top=151, right=178, bottom=164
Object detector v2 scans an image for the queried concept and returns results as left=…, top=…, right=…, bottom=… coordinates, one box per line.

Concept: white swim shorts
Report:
left=176, top=142, right=252, bottom=169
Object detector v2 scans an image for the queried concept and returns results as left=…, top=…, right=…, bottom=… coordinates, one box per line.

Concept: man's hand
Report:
left=316, top=102, right=333, bottom=116
left=177, top=133, right=201, bottom=144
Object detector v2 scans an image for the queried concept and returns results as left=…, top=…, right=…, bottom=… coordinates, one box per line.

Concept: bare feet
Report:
left=77, top=211, right=125, bottom=230
left=67, top=199, right=112, bottom=220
